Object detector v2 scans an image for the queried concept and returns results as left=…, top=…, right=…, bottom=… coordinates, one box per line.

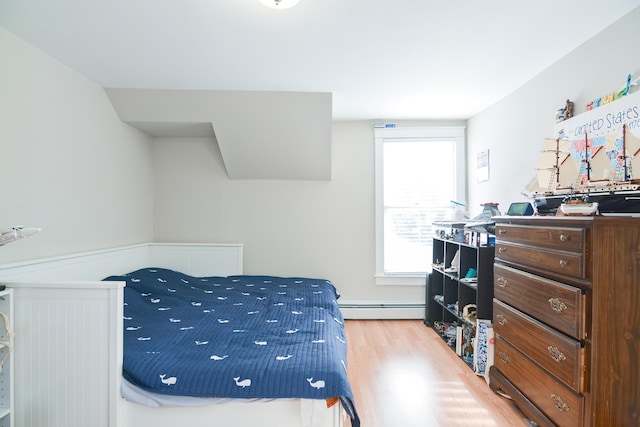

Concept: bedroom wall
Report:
left=3, top=5, right=637, bottom=306
left=153, top=119, right=464, bottom=304
left=0, top=29, right=155, bottom=263
left=153, top=7, right=640, bottom=306
left=466, top=6, right=640, bottom=213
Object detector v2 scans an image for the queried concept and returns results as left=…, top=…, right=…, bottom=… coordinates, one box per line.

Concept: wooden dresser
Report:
left=489, top=216, right=640, bottom=427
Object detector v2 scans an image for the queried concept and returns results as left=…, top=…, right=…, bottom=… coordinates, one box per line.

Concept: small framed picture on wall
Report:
left=477, top=150, right=490, bottom=182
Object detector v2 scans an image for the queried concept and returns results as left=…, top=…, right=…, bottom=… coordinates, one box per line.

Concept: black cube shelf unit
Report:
left=425, top=236, right=495, bottom=368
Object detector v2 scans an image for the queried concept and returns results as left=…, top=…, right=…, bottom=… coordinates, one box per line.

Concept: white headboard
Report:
left=0, top=242, right=243, bottom=282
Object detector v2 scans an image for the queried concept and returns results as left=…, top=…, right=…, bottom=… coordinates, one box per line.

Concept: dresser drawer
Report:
left=493, top=300, right=584, bottom=393
left=495, top=224, right=585, bottom=253
left=495, top=241, right=585, bottom=279
left=494, top=264, right=585, bottom=339
left=495, top=337, right=584, bottom=427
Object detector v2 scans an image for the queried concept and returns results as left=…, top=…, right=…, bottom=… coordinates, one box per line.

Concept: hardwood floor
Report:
left=344, top=320, right=528, bottom=427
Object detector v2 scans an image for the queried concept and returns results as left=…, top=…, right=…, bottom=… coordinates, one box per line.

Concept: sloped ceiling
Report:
left=2, top=1, right=638, bottom=120
left=106, top=88, right=332, bottom=180
left=3, top=1, right=640, bottom=181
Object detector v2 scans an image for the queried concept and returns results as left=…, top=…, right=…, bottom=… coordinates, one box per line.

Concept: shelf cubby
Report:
left=425, top=236, right=494, bottom=369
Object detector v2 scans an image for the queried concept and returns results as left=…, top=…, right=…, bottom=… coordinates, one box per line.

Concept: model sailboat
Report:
left=525, top=91, right=640, bottom=215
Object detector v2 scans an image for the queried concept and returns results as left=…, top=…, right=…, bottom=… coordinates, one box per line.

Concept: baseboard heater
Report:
left=338, top=302, right=425, bottom=320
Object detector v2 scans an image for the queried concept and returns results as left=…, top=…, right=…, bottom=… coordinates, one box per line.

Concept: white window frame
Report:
left=374, top=126, right=466, bottom=285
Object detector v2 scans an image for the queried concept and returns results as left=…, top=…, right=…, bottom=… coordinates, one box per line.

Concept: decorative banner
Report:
left=551, top=91, right=640, bottom=184
left=555, top=90, right=640, bottom=140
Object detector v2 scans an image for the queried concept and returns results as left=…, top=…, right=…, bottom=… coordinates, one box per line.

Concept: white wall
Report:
left=466, top=7, right=640, bottom=214
left=2, top=6, right=638, bottom=304
left=153, top=120, right=459, bottom=302
left=152, top=125, right=389, bottom=301
left=0, top=29, right=155, bottom=263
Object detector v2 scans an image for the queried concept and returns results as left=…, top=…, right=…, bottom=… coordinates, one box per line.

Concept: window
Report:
left=375, top=126, right=466, bottom=285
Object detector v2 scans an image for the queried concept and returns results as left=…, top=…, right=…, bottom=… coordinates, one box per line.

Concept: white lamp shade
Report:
left=259, top=0, right=301, bottom=9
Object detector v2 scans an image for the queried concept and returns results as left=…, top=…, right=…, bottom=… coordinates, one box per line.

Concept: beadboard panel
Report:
left=12, top=284, right=123, bottom=427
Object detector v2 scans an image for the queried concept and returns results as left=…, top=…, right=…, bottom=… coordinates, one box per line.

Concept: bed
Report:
left=105, top=268, right=359, bottom=426
left=0, top=243, right=358, bottom=427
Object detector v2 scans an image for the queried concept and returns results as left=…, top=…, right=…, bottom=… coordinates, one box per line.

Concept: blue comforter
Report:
left=105, top=268, right=359, bottom=426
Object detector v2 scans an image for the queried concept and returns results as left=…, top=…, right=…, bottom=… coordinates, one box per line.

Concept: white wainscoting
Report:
left=0, top=243, right=244, bottom=282
left=0, top=243, right=244, bottom=427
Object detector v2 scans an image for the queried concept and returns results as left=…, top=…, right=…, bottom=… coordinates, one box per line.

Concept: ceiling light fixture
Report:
left=259, top=0, right=301, bottom=9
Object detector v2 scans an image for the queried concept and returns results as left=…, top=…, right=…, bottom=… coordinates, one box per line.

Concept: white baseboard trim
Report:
left=338, top=302, right=425, bottom=320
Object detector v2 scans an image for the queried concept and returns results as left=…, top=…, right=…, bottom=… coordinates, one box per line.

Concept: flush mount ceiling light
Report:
left=259, top=0, right=301, bottom=9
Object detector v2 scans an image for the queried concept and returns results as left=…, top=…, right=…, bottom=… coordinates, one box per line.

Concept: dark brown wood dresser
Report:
left=489, top=216, right=640, bottom=427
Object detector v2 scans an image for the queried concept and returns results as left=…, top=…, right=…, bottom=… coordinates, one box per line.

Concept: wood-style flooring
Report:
left=344, top=320, right=528, bottom=427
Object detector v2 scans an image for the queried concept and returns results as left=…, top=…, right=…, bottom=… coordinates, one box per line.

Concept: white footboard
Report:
left=9, top=280, right=124, bottom=427
left=124, top=398, right=345, bottom=427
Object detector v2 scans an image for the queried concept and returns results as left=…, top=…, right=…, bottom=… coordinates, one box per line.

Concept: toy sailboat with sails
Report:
left=524, top=90, right=640, bottom=215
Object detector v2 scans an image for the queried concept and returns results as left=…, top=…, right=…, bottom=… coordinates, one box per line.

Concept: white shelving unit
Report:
left=0, top=289, right=13, bottom=427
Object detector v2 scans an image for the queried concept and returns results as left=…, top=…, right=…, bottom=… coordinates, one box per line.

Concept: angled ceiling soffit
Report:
left=105, top=88, right=332, bottom=181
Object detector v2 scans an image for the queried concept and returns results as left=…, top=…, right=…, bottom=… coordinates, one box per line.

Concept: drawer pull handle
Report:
left=550, top=394, right=569, bottom=412
left=496, top=314, right=507, bottom=326
left=498, top=247, right=506, bottom=254
left=498, top=228, right=506, bottom=235
left=559, top=259, right=568, bottom=267
left=559, top=234, right=569, bottom=242
left=549, top=298, right=568, bottom=313
left=497, top=276, right=508, bottom=288
left=498, top=351, right=510, bottom=363
left=547, top=346, right=567, bottom=363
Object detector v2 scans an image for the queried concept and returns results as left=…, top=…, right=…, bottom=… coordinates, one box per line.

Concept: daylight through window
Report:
left=375, top=126, right=466, bottom=285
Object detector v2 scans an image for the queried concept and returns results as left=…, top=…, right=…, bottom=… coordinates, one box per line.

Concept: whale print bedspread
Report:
left=104, top=268, right=359, bottom=426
